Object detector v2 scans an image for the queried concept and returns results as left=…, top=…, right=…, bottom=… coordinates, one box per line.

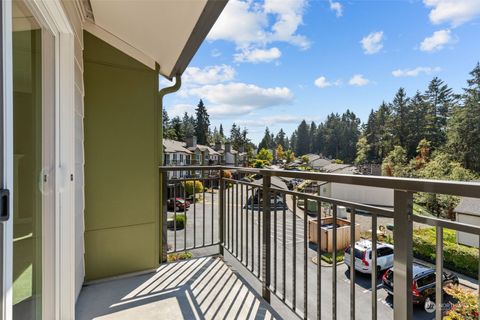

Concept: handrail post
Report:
left=262, top=171, right=271, bottom=302
left=393, top=190, right=413, bottom=320
left=161, top=170, right=168, bottom=263
left=219, top=169, right=225, bottom=256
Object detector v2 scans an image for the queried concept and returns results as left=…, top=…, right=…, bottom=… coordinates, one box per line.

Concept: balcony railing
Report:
left=159, top=165, right=480, bottom=320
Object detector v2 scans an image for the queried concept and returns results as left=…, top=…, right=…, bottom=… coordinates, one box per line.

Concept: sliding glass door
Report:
left=11, top=1, right=54, bottom=319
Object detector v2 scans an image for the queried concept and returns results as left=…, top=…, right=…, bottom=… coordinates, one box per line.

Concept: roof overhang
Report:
left=82, top=0, right=227, bottom=79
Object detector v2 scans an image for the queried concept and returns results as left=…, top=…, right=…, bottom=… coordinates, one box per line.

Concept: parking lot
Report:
left=167, top=188, right=469, bottom=319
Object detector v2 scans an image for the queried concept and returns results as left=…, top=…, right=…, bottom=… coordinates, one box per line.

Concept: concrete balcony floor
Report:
left=76, top=256, right=278, bottom=320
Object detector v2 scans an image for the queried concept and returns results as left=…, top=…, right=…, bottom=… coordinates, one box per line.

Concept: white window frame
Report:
left=2, top=1, right=75, bottom=319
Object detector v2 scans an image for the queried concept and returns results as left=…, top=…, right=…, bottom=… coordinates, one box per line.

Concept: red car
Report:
left=167, top=198, right=190, bottom=211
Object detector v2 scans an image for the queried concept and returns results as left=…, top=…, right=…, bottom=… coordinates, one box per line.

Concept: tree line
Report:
left=258, top=63, right=480, bottom=174
left=163, top=99, right=254, bottom=152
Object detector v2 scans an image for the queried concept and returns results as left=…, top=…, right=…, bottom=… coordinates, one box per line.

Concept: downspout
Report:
left=158, top=71, right=181, bottom=263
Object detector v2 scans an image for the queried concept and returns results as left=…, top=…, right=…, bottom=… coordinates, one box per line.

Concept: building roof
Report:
left=310, top=158, right=332, bottom=169
left=84, top=0, right=227, bottom=78
left=188, top=144, right=220, bottom=155
left=455, top=197, right=480, bottom=216
left=322, top=163, right=358, bottom=174
left=252, top=176, right=289, bottom=190
left=304, top=154, right=322, bottom=162
left=163, top=139, right=192, bottom=154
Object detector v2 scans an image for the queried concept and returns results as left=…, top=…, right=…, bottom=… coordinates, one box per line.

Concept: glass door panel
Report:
left=12, top=1, right=44, bottom=319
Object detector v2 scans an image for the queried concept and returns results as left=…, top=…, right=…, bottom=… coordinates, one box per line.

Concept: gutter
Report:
left=159, top=73, right=181, bottom=263
left=159, top=74, right=182, bottom=104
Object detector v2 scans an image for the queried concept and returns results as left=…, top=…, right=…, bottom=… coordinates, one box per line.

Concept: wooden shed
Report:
left=309, top=217, right=360, bottom=252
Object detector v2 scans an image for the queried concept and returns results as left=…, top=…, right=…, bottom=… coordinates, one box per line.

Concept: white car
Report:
left=343, top=240, right=394, bottom=274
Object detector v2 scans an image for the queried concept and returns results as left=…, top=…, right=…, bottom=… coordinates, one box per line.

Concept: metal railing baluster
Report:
left=241, top=182, right=244, bottom=262
left=435, top=226, right=443, bottom=320
left=317, top=200, right=322, bottom=320
left=184, top=182, right=187, bottom=251
left=293, top=195, right=297, bottom=311
left=283, top=193, right=287, bottom=301
left=371, top=212, right=377, bottom=320
left=203, top=173, right=206, bottom=247
left=333, top=203, right=337, bottom=320
left=350, top=208, right=356, bottom=320
left=246, top=185, right=249, bottom=267
left=274, top=193, right=278, bottom=293
left=193, top=178, right=196, bottom=248
left=236, top=182, right=239, bottom=256
left=173, top=182, right=177, bottom=252
left=262, top=174, right=271, bottom=302
left=211, top=174, right=214, bottom=245
left=304, top=196, right=308, bottom=319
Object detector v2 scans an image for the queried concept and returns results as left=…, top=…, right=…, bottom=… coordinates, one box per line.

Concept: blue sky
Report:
left=163, top=0, right=480, bottom=144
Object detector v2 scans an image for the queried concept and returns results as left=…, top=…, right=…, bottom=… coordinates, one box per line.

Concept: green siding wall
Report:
left=83, top=32, right=160, bottom=281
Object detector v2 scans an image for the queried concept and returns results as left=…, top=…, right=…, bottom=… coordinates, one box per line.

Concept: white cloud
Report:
left=392, top=66, right=442, bottom=77
left=237, top=115, right=305, bottom=127
left=182, top=65, right=235, bottom=85
left=424, top=0, right=480, bottom=27
left=234, top=47, right=282, bottom=63
left=187, top=82, right=292, bottom=107
left=211, top=49, right=222, bottom=57
left=349, top=74, right=370, bottom=86
left=329, top=0, right=343, bottom=17
left=208, top=0, right=309, bottom=63
left=314, top=76, right=341, bottom=88
left=420, top=29, right=452, bottom=52
left=168, top=104, right=196, bottom=117
left=360, top=31, right=384, bottom=54
left=180, top=82, right=293, bottom=118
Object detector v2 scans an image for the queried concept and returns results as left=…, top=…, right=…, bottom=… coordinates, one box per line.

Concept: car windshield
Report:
left=354, top=248, right=364, bottom=259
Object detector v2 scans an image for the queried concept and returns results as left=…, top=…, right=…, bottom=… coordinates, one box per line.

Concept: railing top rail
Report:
left=159, top=165, right=224, bottom=171
left=269, top=186, right=394, bottom=217
left=261, top=169, right=480, bottom=198
left=158, top=165, right=480, bottom=198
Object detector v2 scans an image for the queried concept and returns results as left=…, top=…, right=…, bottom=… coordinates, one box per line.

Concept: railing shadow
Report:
left=76, top=256, right=280, bottom=319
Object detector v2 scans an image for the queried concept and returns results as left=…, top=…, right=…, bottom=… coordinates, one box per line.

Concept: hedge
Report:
left=412, top=227, right=478, bottom=278
left=183, top=180, right=204, bottom=195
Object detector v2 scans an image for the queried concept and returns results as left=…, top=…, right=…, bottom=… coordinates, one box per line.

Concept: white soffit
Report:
left=87, top=0, right=226, bottom=78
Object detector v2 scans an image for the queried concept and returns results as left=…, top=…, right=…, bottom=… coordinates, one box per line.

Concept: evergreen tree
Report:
left=194, top=99, right=210, bottom=144
left=424, top=77, right=455, bottom=148
left=182, top=112, right=196, bottom=139
left=219, top=124, right=225, bottom=139
left=258, top=127, right=273, bottom=151
left=169, top=116, right=183, bottom=140
left=295, top=120, right=311, bottom=156
left=274, top=129, right=287, bottom=149
left=392, top=88, right=410, bottom=149
left=309, top=121, right=317, bottom=153
left=229, top=123, right=243, bottom=150
left=447, top=63, right=480, bottom=172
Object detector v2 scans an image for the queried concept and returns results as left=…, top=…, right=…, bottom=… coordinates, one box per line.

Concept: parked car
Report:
left=167, top=197, right=190, bottom=211
left=382, top=263, right=459, bottom=304
left=344, top=240, right=394, bottom=274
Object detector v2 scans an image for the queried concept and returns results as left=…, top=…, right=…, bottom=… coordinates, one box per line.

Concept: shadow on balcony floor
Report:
left=76, top=256, right=280, bottom=320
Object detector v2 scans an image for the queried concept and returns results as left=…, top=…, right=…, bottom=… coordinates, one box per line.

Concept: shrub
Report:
left=167, top=251, right=193, bottom=263
left=174, top=214, right=186, bottom=229
left=444, top=285, right=479, bottom=320
left=253, top=159, right=266, bottom=168
left=183, top=180, right=203, bottom=195
left=413, top=227, right=478, bottom=278
left=222, top=170, right=232, bottom=179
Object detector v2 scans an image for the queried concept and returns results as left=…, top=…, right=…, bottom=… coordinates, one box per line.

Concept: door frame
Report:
left=2, top=1, right=75, bottom=319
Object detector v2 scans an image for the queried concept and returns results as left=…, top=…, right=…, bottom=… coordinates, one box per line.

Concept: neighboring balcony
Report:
left=77, top=166, right=480, bottom=320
